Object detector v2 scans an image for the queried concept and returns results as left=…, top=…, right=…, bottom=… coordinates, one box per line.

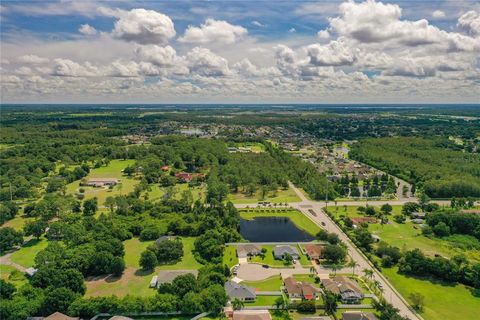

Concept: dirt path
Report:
left=0, top=251, right=27, bottom=272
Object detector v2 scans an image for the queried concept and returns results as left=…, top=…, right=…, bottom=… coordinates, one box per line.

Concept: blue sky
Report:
left=1, top=0, right=479, bottom=103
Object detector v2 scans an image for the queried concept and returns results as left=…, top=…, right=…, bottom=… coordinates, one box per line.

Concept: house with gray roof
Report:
left=322, top=276, right=364, bottom=304
left=342, top=312, right=377, bottom=320
left=225, top=281, right=256, bottom=302
left=273, top=245, right=299, bottom=260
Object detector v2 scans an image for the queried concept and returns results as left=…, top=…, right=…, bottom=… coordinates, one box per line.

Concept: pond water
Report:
left=239, top=216, right=315, bottom=242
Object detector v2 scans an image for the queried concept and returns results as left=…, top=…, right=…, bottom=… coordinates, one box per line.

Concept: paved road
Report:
left=234, top=184, right=429, bottom=319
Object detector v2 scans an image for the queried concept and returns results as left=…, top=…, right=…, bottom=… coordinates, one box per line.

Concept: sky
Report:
left=0, top=0, right=479, bottom=104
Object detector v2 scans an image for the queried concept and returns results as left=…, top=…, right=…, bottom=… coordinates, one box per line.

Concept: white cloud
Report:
left=186, top=47, right=230, bottom=76
left=317, top=29, right=330, bottom=39
left=457, top=10, right=480, bottom=35
left=51, top=58, right=98, bottom=77
left=307, top=38, right=357, bottom=66
left=18, top=55, right=49, bottom=64
left=79, top=24, right=97, bottom=35
left=135, top=45, right=177, bottom=67
left=432, top=10, right=446, bottom=19
left=112, top=9, right=176, bottom=45
left=179, top=19, right=247, bottom=44
left=252, top=21, right=265, bottom=27
left=288, top=28, right=296, bottom=33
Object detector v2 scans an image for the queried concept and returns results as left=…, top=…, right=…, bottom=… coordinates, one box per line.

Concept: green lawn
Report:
left=242, top=275, right=283, bottom=291
left=228, top=187, right=301, bottom=204
left=10, top=238, right=48, bottom=267
left=240, top=209, right=321, bottom=236
left=87, top=237, right=202, bottom=298
left=329, top=205, right=402, bottom=218
left=65, top=159, right=138, bottom=206
left=293, top=274, right=319, bottom=285
left=234, top=142, right=266, bottom=153
left=223, top=245, right=239, bottom=269
left=2, top=215, right=34, bottom=231
left=247, top=295, right=282, bottom=306
left=144, top=183, right=206, bottom=203
left=0, top=264, right=28, bottom=288
left=248, top=245, right=289, bottom=267
left=383, top=267, right=480, bottom=320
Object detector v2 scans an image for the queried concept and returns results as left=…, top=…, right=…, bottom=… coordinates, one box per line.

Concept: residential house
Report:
left=175, top=172, right=192, bottom=182
left=304, top=244, right=324, bottom=260
left=411, top=218, right=424, bottom=224
left=321, top=276, right=364, bottom=304
left=25, top=267, right=38, bottom=277
left=157, top=270, right=198, bottom=286
left=411, top=212, right=426, bottom=219
left=233, top=310, right=272, bottom=320
left=341, top=311, right=377, bottom=320
left=284, top=276, right=320, bottom=301
left=85, top=178, right=119, bottom=187
left=34, top=312, right=79, bottom=320
left=224, top=281, right=256, bottom=302
left=155, top=235, right=175, bottom=245
left=273, top=245, right=299, bottom=260
left=237, top=244, right=262, bottom=258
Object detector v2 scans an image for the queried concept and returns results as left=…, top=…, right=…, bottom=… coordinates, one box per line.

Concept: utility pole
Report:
left=325, top=174, right=329, bottom=209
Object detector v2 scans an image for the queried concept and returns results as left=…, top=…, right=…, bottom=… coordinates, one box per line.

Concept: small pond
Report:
left=239, top=216, right=315, bottom=242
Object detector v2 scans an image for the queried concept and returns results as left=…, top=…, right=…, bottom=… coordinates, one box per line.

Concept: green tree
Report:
left=0, top=227, right=23, bottom=253
left=83, top=198, right=98, bottom=216
left=381, top=203, right=393, bottom=215
left=24, top=220, right=47, bottom=239
left=409, top=292, right=425, bottom=311
left=41, top=287, right=79, bottom=315
left=0, top=279, right=16, bottom=299
left=232, top=298, right=244, bottom=310
left=140, top=250, right=158, bottom=270
left=324, top=291, right=338, bottom=317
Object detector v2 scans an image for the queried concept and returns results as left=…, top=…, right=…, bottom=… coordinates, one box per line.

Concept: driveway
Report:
left=235, top=263, right=312, bottom=281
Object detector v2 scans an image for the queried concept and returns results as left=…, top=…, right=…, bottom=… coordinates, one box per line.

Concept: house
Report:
left=85, top=178, right=119, bottom=187
left=228, top=147, right=238, bottom=153
left=411, top=212, right=426, bottom=219
left=461, top=209, right=480, bottom=215
left=237, top=244, right=262, bottom=258
left=304, top=244, right=324, bottom=260
left=175, top=172, right=192, bottom=182
left=157, top=270, right=198, bottom=285
left=43, top=312, right=79, bottom=320
left=160, top=165, right=170, bottom=171
left=321, top=276, right=364, bottom=304
left=273, top=245, right=299, bottom=260
left=25, top=267, right=38, bottom=277
left=411, top=218, right=424, bottom=224
left=225, top=281, right=256, bottom=301
left=342, top=311, right=377, bottom=320
left=283, top=276, right=320, bottom=301
left=155, top=235, right=175, bottom=245
left=233, top=310, right=272, bottom=320
left=150, top=275, right=158, bottom=288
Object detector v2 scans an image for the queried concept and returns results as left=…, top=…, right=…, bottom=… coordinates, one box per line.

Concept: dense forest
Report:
left=350, top=137, right=480, bottom=198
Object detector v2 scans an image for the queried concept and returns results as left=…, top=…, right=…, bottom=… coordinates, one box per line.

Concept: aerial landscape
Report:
left=0, top=1, right=479, bottom=320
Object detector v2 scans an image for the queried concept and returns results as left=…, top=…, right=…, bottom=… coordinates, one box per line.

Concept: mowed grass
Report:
left=248, top=245, right=287, bottom=267
left=242, top=275, right=283, bottom=291
left=383, top=267, right=480, bottom=320
left=223, top=245, right=239, bottom=269
left=66, top=159, right=138, bottom=206
left=144, top=183, right=206, bottom=203
left=86, top=237, right=202, bottom=298
left=330, top=205, right=402, bottom=218
left=248, top=295, right=283, bottom=306
left=228, top=187, right=301, bottom=204
left=2, top=215, right=34, bottom=231
left=10, top=238, right=48, bottom=267
left=0, top=264, right=28, bottom=288
left=240, top=209, right=321, bottom=236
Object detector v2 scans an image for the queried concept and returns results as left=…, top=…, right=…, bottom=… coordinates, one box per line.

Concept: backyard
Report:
left=10, top=237, right=48, bottom=268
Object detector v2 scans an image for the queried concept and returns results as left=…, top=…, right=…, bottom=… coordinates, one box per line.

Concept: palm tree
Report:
left=232, top=298, right=244, bottom=310
left=363, top=268, right=374, bottom=281
left=274, top=296, right=286, bottom=310
left=348, top=260, right=359, bottom=276
left=331, top=263, right=341, bottom=276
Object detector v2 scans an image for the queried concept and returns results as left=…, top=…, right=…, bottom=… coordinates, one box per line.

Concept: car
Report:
left=321, top=222, right=326, bottom=226
left=262, top=264, right=269, bottom=268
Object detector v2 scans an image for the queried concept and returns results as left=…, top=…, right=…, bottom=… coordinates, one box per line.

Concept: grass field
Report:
left=66, top=159, right=138, bottom=206
left=144, top=183, right=206, bottom=203
left=329, top=204, right=403, bottom=218
left=223, top=245, right=239, bottom=269
left=242, top=275, right=283, bottom=291
left=383, top=267, right=480, bottom=320
left=86, top=237, right=202, bottom=297
left=228, top=187, right=301, bottom=204
left=247, top=295, right=282, bottom=306
left=293, top=274, right=319, bottom=284
left=0, top=264, right=28, bottom=288
left=234, top=142, right=266, bottom=153
left=2, top=215, right=34, bottom=230
left=240, top=209, right=321, bottom=236
left=10, top=238, right=48, bottom=267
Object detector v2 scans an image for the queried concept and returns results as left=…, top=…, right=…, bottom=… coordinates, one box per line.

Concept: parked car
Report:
left=321, top=222, right=326, bottom=226
left=262, top=264, right=269, bottom=268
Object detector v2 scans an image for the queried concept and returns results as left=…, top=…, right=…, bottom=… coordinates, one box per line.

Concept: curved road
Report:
left=235, top=183, right=434, bottom=320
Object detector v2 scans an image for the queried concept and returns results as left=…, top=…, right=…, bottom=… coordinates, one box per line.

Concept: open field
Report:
left=144, top=183, right=206, bottom=203
left=223, top=245, right=239, bottom=269
left=10, top=238, right=48, bottom=268
left=239, top=209, right=321, bottom=236
left=329, top=205, right=403, bottom=217
left=2, top=215, right=34, bottom=231
left=86, top=237, right=202, bottom=297
left=65, top=159, right=138, bottom=206
left=0, top=264, right=28, bottom=288
left=233, top=142, right=266, bottom=153
left=383, top=267, right=480, bottom=320
left=242, top=275, right=283, bottom=291
left=228, top=187, right=301, bottom=204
